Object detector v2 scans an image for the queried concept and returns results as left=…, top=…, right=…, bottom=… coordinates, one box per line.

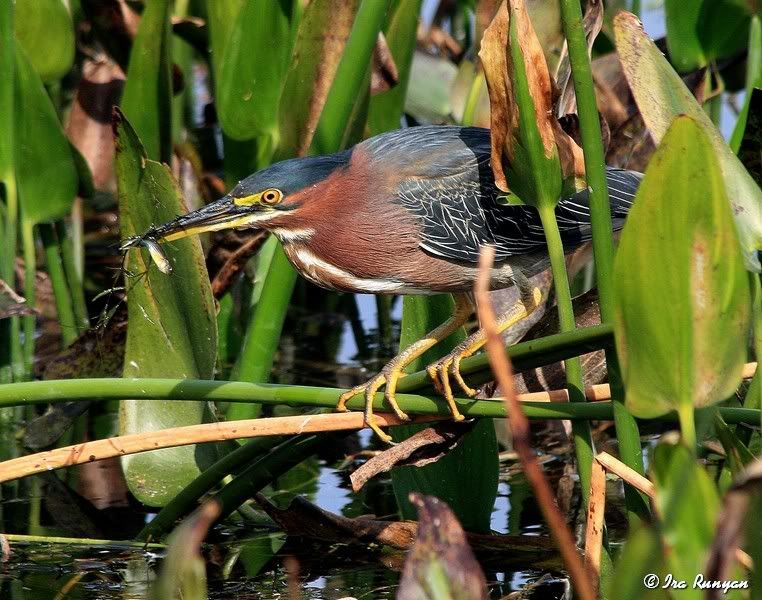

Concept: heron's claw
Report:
left=426, top=344, right=481, bottom=421
left=336, top=367, right=410, bottom=444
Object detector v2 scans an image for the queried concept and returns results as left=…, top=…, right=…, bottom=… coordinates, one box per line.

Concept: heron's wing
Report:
left=394, top=132, right=642, bottom=265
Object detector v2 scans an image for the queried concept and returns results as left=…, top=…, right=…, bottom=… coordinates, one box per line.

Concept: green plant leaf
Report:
left=730, top=16, right=761, bottom=153
left=205, top=0, right=245, bottom=80
left=14, top=45, right=77, bottom=226
left=607, top=526, right=669, bottom=600
left=277, top=0, right=360, bottom=158
left=392, top=296, right=498, bottom=533
left=696, top=0, right=753, bottom=62
left=0, top=0, right=16, bottom=283
left=615, top=11, right=762, bottom=272
left=14, top=0, right=74, bottom=82
left=664, top=0, right=706, bottom=72
left=613, top=116, right=751, bottom=423
left=216, top=0, right=297, bottom=141
left=651, top=441, right=720, bottom=599
left=121, top=0, right=172, bottom=163
left=115, top=111, right=218, bottom=507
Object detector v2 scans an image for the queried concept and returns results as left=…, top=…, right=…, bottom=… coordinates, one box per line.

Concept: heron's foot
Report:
left=336, top=364, right=411, bottom=445
left=426, top=339, right=483, bottom=421
left=337, top=294, right=475, bottom=443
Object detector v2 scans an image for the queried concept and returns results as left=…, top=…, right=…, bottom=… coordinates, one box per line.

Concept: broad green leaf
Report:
left=121, top=0, right=172, bottom=163
left=613, top=116, right=750, bottom=420
left=615, top=12, right=762, bottom=272
left=697, top=0, right=753, bottom=62
left=664, top=0, right=706, bottom=72
left=368, top=0, right=423, bottom=135
left=14, top=45, right=77, bottom=226
left=651, top=442, right=720, bottom=600
left=14, top=0, right=74, bottom=82
left=607, top=526, right=669, bottom=600
left=216, top=0, right=297, bottom=140
left=730, top=16, right=761, bottom=153
left=115, top=112, right=218, bottom=507
left=205, top=0, right=245, bottom=81
left=392, top=296, right=498, bottom=533
left=237, top=533, right=287, bottom=578
left=277, top=0, right=360, bottom=158
left=0, top=0, right=15, bottom=277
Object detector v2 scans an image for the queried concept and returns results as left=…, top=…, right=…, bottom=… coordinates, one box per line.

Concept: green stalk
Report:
left=0, top=0, right=18, bottom=383
left=55, top=220, right=88, bottom=331
left=228, top=244, right=296, bottom=420
left=538, top=203, right=594, bottom=506
left=137, top=435, right=285, bottom=541
left=20, top=221, right=36, bottom=378
left=39, top=223, right=78, bottom=346
left=205, top=434, right=324, bottom=524
left=678, top=402, right=697, bottom=455
left=559, top=0, right=648, bottom=522
left=0, top=377, right=758, bottom=423
left=2, top=533, right=164, bottom=548
left=461, top=73, right=484, bottom=126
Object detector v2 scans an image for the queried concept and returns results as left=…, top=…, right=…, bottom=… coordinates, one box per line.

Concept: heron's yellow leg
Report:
left=336, top=294, right=473, bottom=444
left=428, top=282, right=544, bottom=408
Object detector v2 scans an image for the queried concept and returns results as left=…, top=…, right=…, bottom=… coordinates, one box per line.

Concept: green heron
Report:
left=123, top=126, right=641, bottom=442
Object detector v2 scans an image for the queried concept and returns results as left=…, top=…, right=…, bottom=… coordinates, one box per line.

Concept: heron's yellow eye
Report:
left=261, top=189, right=282, bottom=205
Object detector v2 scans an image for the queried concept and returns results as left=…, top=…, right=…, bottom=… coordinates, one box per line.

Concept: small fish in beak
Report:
left=120, top=235, right=173, bottom=274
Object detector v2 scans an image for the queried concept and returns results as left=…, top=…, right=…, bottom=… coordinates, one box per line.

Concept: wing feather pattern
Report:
left=368, top=126, right=642, bottom=265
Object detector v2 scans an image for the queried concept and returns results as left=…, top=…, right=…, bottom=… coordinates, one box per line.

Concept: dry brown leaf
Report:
left=255, top=493, right=557, bottom=554
left=479, top=2, right=515, bottom=191
left=0, top=279, right=34, bottom=319
left=705, top=459, right=762, bottom=598
left=479, top=1, right=584, bottom=192
left=66, top=58, right=125, bottom=194
left=370, top=33, right=400, bottom=95
left=350, top=421, right=474, bottom=492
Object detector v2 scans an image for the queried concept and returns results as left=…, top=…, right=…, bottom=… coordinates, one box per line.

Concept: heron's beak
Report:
left=138, top=195, right=263, bottom=244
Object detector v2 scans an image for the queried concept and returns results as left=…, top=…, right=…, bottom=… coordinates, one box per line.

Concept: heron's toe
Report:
left=449, top=355, right=477, bottom=398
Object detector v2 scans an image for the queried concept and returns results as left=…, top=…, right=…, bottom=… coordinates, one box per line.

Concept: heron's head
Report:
left=137, top=151, right=351, bottom=243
